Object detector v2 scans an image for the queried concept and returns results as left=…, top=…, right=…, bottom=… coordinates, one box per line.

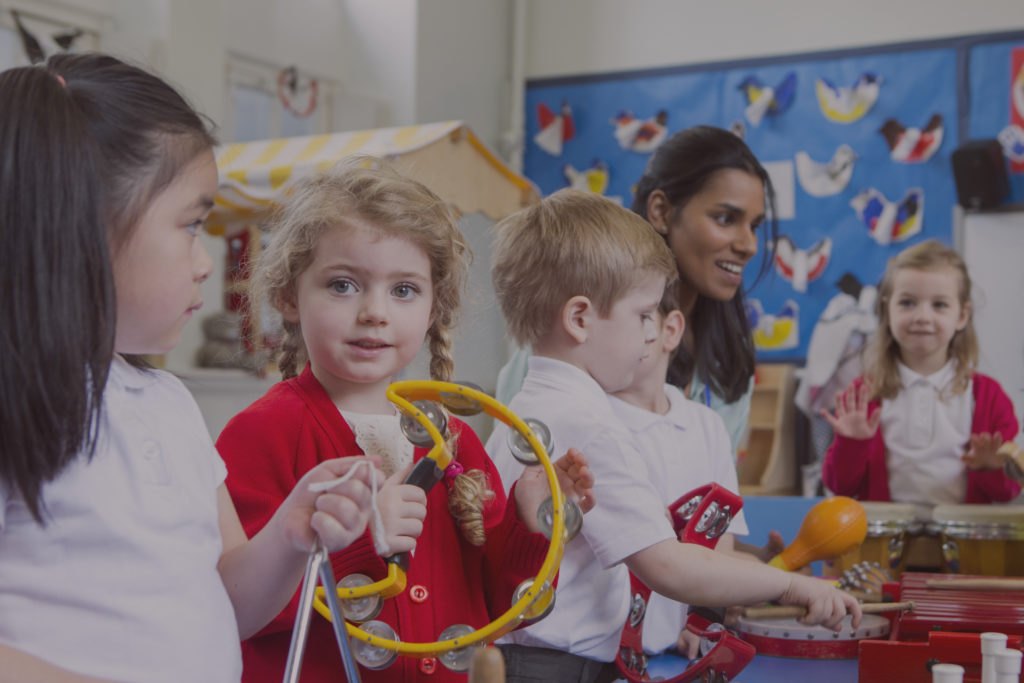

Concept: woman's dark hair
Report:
left=632, top=125, right=778, bottom=403
left=0, top=54, right=216, bottom=523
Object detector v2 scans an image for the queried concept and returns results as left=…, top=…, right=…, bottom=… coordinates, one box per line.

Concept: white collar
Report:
left=897, top=360, right=956, bottom=392
left=107, top=355, right=159, bottom=392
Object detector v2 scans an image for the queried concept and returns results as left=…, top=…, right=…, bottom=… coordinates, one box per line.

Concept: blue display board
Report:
left=524, top=33, right=1024, bottom=361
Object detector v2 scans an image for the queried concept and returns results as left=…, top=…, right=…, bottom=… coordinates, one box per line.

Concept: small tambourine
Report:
left=616, top=484, right=752, bottom=683
left=284, top=380, right=572, bottom=682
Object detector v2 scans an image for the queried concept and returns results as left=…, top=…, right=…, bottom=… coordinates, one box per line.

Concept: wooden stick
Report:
left=742, top=600, right=914, bottom=620
left=926, top=577, right=1024, bottom=591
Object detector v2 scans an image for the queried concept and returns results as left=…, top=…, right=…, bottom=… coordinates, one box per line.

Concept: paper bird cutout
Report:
left=879, top=114, right=943, bottom=163
left=611, top=110, right=668, bottom=153
left=773, top=236, right=832, bottom=293
left=850, top=187, right=924, bottom=246
left=795, top=145, right=856, bottom=197
left=534, top=101, right=575, bottom=156
left=815, top=73, right=882, bottom=124
left=747, top=298, right=800, bottom=351
left=738, top=72, right=797, bottom=127
left=564, top=160, right=609, bottom=195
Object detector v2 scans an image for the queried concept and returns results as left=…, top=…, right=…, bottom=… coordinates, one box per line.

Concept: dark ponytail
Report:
left=0, top=66, right=112, bottom=523
left=0, top=54, right=216, bottom=523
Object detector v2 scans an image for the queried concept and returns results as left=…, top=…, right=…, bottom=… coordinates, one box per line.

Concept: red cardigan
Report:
left=217, top=366, right=549, bottom=683
left=822, top=373, right=1021, bottom=503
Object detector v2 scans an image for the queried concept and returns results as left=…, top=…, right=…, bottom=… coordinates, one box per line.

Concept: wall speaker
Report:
left=951, top=139, right=1009, bottom=210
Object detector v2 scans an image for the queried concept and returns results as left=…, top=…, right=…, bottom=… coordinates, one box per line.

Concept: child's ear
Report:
left=278, top=292, right=300, bottom=324
left=662, top=309, right=686, bottom=353
left=956, top=300, right=972, bottom=331
left=562, top=295, right=594, bottom=344
left=646, top=190, right=672, bottom=237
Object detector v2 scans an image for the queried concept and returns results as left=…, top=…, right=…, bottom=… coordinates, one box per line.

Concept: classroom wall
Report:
left=523, top=0, right=1024, bottom=79
left=28, top=0, right=1024, bottom=435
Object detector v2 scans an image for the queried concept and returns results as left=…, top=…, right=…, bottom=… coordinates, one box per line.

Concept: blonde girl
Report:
left=216, top=159, right=592, bottom=683
left=822, top=239, right=1020, bottom=504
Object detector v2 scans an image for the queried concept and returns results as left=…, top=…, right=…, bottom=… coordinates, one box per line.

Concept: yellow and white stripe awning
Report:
left=209, top=121, right=538, bottom=234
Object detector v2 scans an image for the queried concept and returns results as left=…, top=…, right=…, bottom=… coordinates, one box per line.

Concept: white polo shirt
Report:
left=883, top=361, right=972, bottom=505
left=0, top=356, right=241, bottom=682
left=611, top=384, right=749, bottom=654
left=486, top=356, right=675, bottom=662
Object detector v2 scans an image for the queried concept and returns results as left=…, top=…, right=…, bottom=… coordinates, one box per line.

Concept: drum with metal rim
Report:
left=929, top=504, right=1024, bottom=576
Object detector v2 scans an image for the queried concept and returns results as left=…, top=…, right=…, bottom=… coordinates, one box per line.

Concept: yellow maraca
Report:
left=768, top=497, right=867, bottom=572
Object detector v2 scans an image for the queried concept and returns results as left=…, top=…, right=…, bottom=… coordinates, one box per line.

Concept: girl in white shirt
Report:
left=822, top=239, right=1020, bottom=504
left=0, top=54, right=376, bottom=683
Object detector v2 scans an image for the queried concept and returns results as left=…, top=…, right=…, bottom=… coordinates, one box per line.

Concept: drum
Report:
left=823, top=502, right=929, bottom=580
left=929, top=504, right=1024, bottom=576
left=735, top=614, right=890, bottom=659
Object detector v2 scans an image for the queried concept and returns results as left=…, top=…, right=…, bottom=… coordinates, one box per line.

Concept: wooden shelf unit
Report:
left=737, top=363, right=798, bottom=495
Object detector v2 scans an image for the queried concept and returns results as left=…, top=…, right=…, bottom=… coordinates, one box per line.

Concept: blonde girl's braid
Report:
left=433, top=332, right=496, bottom=545
left=428, top=291, right=493, bottom=546
left=276, top=320, right=307, bottom=379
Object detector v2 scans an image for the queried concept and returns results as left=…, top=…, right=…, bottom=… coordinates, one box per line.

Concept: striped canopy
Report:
left=209, top=121, right=538, bottom=234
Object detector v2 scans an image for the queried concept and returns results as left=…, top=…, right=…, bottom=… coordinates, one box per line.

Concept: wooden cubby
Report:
left=736, top=363, right=798, bottom=495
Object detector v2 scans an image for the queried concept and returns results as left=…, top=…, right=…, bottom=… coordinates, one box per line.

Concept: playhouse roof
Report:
left=208, top=120, right=538, bottom=234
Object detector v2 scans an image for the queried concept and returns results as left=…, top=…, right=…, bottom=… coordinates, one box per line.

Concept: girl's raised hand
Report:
left=513, top=447, right=596, bottom=533
left=283, top=456, right=380, bottom=553
left=373, top=463, right=428, bottom=555
left=820, top=382, right=880, bottom=440
left=962, top=432, right=1006, bottom=470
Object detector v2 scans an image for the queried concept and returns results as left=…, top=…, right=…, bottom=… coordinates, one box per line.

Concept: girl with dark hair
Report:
left=497, top=125, right=777, bottom=456
left=0, top=54, right=375, bottom=683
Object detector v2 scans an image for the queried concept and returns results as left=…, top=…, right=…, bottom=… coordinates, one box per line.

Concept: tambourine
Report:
left=284, top=380, right=572, bottom=682
left=616, top=484, right=754, bottom=683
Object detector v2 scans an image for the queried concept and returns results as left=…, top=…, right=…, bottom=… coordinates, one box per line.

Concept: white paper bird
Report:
left=795, top=145, right=856, bottom=197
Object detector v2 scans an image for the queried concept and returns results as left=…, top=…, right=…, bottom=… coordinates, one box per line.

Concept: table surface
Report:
left=647, top=652, right=858, bottom=682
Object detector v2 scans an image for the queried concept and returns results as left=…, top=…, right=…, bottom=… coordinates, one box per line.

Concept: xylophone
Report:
left=859, top=572, right=1024, bottom=683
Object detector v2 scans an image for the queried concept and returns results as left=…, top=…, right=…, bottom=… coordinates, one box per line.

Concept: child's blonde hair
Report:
left=253, top=157, right=493, bottom=545
left=865, top=239, right=978, bottom=399
left=492, top=189, right=677, bottom=346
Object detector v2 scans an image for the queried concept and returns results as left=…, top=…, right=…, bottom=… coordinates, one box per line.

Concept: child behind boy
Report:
left=485, top=190, right=860, bottom=683
left=609, top=290, right=749, bottom=658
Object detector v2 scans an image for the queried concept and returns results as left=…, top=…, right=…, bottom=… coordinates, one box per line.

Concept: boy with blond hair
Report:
left=486, top=190, right=859, bottom=683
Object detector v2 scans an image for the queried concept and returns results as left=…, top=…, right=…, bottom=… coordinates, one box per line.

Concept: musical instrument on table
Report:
left=858, top=571, right=1024, bottom=683
left=768, top=496, right=867, bottom=572
left=284, top=381, right=573, bottom=682
left=825, top=503, right=1024, bottom=582
left=735, top=613, right=892, bottom=659
left=615, top=483, right=756, bottom=683
left=886, top=572, right=1024, bottom=642
left=929, top=504, right=1024, bottom=577
left=823, top=502, right=932, bottom=580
